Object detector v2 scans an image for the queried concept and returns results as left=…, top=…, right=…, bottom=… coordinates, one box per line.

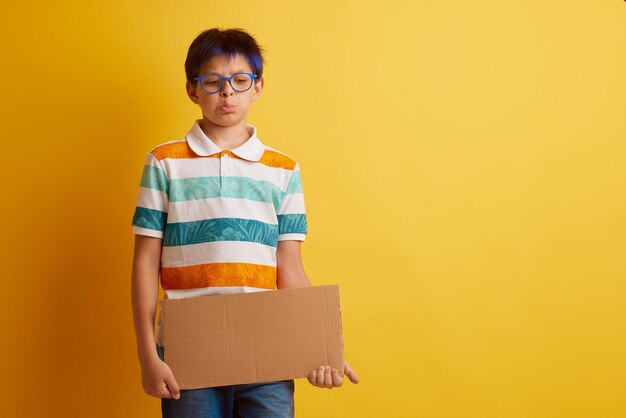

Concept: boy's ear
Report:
left=252, top=77, right=264, bottom=102
left=186, top=81, right=200, bottom=104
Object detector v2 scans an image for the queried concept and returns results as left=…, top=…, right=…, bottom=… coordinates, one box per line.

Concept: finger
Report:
left=156, top=383, right=170, bottom=398
left=331, top=368, right=344, bottom=387
left=316, top=365, right=326, bottom=386
left=344, top=362, right=360, bottom=384
left=307, top=369, right=317, bottom=386
left=324, top=366, right=333, bottom=389
left=164, top=375, right=181, bottom=400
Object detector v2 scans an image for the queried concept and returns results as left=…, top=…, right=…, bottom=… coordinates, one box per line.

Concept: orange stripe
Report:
left=153, top=145, right=232, bottom=160
left=161, top=262, right=277, bottom=290
left=151, top=141, right=297, bottom=170
left=257, top=150, right=296, bottom=170
left=151, top=141, right=199, bottom=160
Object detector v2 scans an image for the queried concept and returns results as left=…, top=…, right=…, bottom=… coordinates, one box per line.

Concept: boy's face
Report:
left=186, top=53, right=263, bottom=129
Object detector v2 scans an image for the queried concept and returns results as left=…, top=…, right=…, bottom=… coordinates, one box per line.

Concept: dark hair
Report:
left=185, top=28, right=266, bottom=86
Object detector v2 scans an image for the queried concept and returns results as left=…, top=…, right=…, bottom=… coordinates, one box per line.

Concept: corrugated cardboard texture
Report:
left=160, top=285, right=344, bottom=389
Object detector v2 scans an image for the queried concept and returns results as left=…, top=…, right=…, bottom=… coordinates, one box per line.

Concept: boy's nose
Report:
left=220, top=81, right=234, bottom=96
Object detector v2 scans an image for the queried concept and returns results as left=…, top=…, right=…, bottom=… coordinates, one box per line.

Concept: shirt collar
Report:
left=185, top=119, right=265, bottom=162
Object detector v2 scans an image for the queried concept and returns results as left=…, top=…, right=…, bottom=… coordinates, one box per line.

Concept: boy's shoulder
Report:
left=147, top=137, right=189, bottom=161
left=259, top=143, right=301, bottom=171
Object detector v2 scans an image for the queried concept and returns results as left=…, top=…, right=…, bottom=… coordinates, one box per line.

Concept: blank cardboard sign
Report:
left=160, top=285, right=344, bottom=389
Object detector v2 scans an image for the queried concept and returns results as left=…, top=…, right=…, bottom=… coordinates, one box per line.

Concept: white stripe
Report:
left=162, top=157, right=293, bottom=190
left=167, top=197, right=278, bottom=224
left=164, top=285, right=272, bottom=299
left=145, top=152, right=164, bottom=168
left=132, top=226, right=164, bottom=238
left=135, top=187, right=168, bottom=211
left=277, top=192, right=305, bottom=214
left=161, top=240, right=277, bottom=267
left=278, top=233, right=306, bottom=241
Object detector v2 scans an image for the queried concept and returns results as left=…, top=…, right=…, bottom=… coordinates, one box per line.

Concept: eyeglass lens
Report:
left=200, top=73, right=253, bottom=93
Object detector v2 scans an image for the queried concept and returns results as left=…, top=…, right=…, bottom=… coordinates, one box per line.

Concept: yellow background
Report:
left=1, top=0, right=625, bottom=417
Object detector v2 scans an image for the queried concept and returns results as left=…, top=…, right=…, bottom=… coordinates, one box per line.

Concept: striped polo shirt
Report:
left=131, top=119, right=307, bottom=345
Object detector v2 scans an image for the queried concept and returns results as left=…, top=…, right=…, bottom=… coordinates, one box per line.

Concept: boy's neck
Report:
left=198, top=119, right=252, bottom=151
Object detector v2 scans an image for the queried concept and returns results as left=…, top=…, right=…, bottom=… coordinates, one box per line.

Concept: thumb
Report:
left=344, top=362, right=360, bottom=384
left=164, top=374, right=181, bottom=399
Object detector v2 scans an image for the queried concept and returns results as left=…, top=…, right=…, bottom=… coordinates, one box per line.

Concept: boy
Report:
left=130, top=28, right=358, bottom=417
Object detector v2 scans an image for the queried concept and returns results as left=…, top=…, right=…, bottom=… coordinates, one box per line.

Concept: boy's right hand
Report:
left=141, top=357, right=181, bottom=400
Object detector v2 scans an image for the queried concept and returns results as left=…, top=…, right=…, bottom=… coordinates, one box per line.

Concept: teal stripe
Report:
left=140, top=164, right=168, bottom=193
left=285, top=170, right=303, bottom=194
left=277, top=214, right=307, bottom=235
left=132, top=207, right=167, bottom=232
left=169, top=176, right=283, bottom=208
left=164, top=217, right=279, bottom=247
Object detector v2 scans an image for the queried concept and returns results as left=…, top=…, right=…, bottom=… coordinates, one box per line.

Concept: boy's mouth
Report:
left=219, top=104, right=236, bottom=113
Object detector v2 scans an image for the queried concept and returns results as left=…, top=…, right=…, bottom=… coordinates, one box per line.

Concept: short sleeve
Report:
left=277, top=162, right=307, bottom=241
left=131, top=152, right=169, bottom=239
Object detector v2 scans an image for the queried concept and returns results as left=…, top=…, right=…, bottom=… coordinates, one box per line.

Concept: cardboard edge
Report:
left=326, top=284, right=346, bottom=376
left=159, top=299, right=166, bottom=362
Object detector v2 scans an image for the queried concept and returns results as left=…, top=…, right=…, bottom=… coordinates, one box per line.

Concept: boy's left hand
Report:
left=307, top=361, right=359, bottom=389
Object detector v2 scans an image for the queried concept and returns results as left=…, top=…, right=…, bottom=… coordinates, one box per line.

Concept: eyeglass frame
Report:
left=193, top=72, right=258, bottom=94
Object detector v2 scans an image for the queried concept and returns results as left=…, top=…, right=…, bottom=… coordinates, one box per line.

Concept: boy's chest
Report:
left=164, top=155, right=289, bottom=213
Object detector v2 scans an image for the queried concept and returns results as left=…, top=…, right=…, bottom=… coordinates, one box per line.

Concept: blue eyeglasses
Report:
left=194, top=72, right=258, bottom=94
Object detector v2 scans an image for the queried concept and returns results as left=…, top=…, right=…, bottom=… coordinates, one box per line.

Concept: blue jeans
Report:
left=156, top=343, right=295, bottom=418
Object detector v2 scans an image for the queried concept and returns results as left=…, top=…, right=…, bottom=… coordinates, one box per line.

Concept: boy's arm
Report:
left=130, top=234, right=181, bottom=399
left=276, top=240, right=311, bottom=289
left=130, top=234, right=163, bottom=364
left=276, top=240, right=360, bottom=388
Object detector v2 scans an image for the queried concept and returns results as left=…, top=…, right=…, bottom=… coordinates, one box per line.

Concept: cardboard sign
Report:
left=160, top=285, right=344, bottom=389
